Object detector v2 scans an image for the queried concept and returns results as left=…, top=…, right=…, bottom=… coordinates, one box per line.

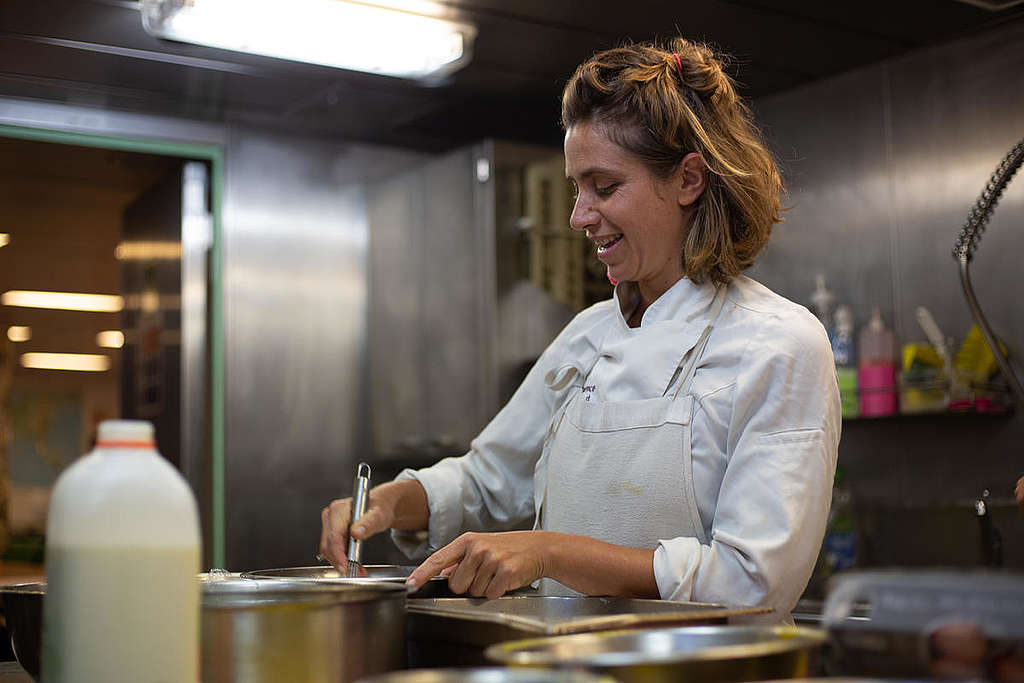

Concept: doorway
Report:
left=0, top=132, right=222, bottom=572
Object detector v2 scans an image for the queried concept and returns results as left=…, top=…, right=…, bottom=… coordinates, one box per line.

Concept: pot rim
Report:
left=485, top=625, right=827, bottom=667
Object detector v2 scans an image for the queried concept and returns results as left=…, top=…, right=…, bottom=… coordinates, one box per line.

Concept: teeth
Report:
left=595, top=235, right=621, bottom=251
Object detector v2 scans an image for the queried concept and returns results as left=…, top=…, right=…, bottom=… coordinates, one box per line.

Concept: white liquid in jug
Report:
left=43, top=544, right=199, bottom=683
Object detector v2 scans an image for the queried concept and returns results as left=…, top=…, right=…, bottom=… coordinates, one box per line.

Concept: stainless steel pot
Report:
left=202, top=577, right=407, bottom=683
left=0, top=577, right=407, bottom=683
left=485, top=625, right=827, bottom=683
left=242, top=565, right=453, bottom=597
left=0, top=583, right=43, bottom=679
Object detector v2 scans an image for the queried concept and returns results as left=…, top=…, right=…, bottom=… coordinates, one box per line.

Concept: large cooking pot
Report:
left=0, top=577, right=407, bottom=683
left=485, top=624, right=827, bottom=683
left=242, top=565, right=453, bottom=597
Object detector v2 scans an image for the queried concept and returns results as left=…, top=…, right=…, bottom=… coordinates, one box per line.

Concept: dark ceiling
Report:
left=2, top=0, right=1023, bottom=151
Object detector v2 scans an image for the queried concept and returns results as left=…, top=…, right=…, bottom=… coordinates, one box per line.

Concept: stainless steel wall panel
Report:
left=367, top=144, right=497, bottom=459
left=223, top=129, right=426, bottom=570
left=750, top=68, right=896, bottom=332
left=885, top=21, right=1024, bottom=361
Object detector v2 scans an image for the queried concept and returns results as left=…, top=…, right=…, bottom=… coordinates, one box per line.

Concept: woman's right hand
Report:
left=319, top=479, right=429, bottom=571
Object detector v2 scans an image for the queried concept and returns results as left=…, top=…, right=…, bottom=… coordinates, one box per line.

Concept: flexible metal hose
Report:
left=953, top=137, right=1024, bottom=407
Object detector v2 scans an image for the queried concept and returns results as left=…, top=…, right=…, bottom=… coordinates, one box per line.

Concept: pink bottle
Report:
left=857, top=307, right=898, bottom=417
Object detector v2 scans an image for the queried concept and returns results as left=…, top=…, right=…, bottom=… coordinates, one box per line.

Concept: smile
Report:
left=595, top=235, right=623, bottom=253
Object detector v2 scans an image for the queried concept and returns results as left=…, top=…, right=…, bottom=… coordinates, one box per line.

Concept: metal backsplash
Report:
left=750, top=18, right=1024, bottom=567
left=222, top=128, right=428, bottom=570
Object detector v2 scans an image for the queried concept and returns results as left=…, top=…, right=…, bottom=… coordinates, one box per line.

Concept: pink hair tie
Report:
left=672, top=53, right=683, bottom=74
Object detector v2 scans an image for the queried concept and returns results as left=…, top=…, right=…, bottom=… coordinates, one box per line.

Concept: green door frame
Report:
left=0, top=123, right=226, bottom=568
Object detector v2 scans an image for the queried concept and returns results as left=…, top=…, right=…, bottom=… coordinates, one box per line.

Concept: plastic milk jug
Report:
left=42, top=419, right=200, bottom=682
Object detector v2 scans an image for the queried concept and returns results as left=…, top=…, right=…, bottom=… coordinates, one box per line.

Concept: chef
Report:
left=320, top=37, right=840, bottom=622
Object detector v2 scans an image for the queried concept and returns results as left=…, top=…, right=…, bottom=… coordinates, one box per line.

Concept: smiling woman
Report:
left=320, top=37, right=840, bottom=623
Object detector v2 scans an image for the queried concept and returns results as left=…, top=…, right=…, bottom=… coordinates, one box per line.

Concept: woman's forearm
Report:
left=541, top=531, right=659, bottom=598
left=376, top=479, right=430, bottom=531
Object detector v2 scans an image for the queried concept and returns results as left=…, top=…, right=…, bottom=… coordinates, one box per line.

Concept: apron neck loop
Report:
left=668, top=286, right=729, bottom=397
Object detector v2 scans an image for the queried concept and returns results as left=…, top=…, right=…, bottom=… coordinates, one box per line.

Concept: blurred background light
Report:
left=0, top=233, right=9, bottom=247
left=139, top=0, right=476, bottom=81
left=6, top=326, right=31, bottom=343
left=21, top=352, right=111, bottom=372
left=96, top=330, right=125, bottom=348
left=2, top=290, right=125, bottom=312
left=116, top=240, right=182, bottom=260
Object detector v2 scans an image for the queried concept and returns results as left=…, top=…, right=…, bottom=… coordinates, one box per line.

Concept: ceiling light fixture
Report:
left=139, top=0, right=477, bottom=81
left=2, top=290, right=125, bottom=312
left=21, top=352, right=111, bottom=372
left=97, top=330, right=126, bottom=349
left=7, top=326, right=31, bottom=343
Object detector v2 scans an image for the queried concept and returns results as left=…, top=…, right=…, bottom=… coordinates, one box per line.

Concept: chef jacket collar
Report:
left=613, top=277, right=719, bottom=328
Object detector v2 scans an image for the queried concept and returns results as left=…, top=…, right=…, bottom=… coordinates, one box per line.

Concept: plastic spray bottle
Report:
left=831, top=305, right=858, bottom=418
left=810, top=273, right=835, bottom=334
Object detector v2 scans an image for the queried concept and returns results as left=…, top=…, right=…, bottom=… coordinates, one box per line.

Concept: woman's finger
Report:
left=322, top=497, right=353, bottom=570
left=407, top=537, right=467, bottom=590
left=447, top=536, right=487, bottom=595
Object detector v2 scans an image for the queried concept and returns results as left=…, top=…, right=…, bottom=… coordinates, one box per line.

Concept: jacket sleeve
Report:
left=653, top=313, right=841, bottom=620
left=392, top=305, right=609, bottom=558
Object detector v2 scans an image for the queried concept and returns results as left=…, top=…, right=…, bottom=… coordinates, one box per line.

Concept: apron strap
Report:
left=667, top=286, right=729, bottom=398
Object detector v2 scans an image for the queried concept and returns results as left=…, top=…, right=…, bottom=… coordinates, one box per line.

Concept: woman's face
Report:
left=564, top=122, right=690, bottom=299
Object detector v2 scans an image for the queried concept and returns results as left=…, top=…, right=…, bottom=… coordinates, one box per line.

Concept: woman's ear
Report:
left=675, top=152, right=706, bottom=207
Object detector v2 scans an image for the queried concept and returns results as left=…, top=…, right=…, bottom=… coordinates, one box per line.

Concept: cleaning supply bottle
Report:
left=822, top=465, right=858, bottom=574
left=810, top=273, right=835, bottom=333
left=857, top=307, right=899, bottom=417
left=831, top=305, right=858, bottom=418
left=42, top=419, right=200, bottom=682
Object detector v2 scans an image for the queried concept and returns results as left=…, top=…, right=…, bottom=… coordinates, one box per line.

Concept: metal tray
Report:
left=241, top=565, right=453, bottom=597
left=406, top=596, right=770, bottom=667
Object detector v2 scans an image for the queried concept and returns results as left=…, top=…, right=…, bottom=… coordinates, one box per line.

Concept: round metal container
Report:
left=0, top=577, right=407, bottom=683
left=0, top=583, right=44, bottom=679
left=358, top=667, right=616, bottom=683
left=242, top=565, right=453, bottom=597
left=485, top=625, right=827, bottom=683
left=202, top=578, right=407, bottom=683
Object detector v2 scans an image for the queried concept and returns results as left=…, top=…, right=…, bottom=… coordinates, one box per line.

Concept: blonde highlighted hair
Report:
left=561, top=38, right=784, bottom=285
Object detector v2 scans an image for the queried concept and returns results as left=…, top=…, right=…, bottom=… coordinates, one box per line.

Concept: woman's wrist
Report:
left=380, top=479, right=429, bottom=530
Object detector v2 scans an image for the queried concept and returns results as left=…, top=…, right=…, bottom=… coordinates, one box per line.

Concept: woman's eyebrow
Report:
left=566, top=166, right=616, bottom=181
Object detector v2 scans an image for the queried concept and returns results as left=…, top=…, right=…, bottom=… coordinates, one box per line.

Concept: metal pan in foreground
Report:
left=358, top=667, right=616, bottom=683
left=486, top=624, right=827, bottom=683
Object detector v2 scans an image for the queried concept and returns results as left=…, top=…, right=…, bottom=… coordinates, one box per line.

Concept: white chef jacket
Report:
left=394, top=274, right=841, bottom=619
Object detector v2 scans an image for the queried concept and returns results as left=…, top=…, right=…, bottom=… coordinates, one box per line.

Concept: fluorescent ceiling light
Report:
left=2, top=290, right=124, bottom=312
left=21, top=353, right=111, bottom=372
left=0, top=233, right=8, bottom=248
left=97, top=330, right=126, bottom=349
left=7, top=326, right=31, bottom=343
left=116, top=241, right=182, bottom=261
left=140, top=0, right=477, bottom=81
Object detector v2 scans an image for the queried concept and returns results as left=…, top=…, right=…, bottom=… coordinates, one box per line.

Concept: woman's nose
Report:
left=569, top=194, right=597, bottom=232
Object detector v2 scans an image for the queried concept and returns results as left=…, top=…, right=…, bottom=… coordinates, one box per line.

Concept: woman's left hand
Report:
left=406, top=531, right=547, bottom=600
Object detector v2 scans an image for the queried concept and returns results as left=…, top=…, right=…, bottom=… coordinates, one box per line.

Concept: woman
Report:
left=320, top=38, right=840, bottom=621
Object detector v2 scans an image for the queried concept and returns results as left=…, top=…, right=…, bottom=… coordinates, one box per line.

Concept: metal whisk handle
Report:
left=347, top=462, right=372, bottom=563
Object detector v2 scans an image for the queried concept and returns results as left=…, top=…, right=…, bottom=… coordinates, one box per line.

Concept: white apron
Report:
left=535, top=286, right=728, bottom=595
